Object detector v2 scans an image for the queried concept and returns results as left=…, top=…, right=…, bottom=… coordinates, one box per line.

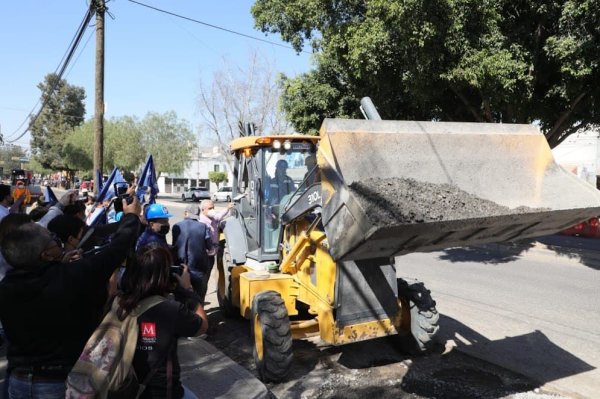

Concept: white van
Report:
left=212, top=186, right=232, bottom=202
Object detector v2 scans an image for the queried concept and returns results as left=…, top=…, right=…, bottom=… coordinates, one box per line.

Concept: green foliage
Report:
left=26, top=157, right=53, bottom=176
left=0, top=145, right=27, bottom=176
left=63, top=112, right=193, bottom=176
left=252, top=0, right=600, bottom=147
left=30, top=73, right=86, bottom=169
left=139, top=112, right=195, bottom=175
left=208, top=171, right=228, bottom=187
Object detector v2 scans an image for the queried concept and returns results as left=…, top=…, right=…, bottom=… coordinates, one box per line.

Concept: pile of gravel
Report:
left=348, top=177, right=535, bottom=226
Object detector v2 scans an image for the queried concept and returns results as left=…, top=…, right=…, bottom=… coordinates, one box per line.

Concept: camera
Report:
left=170, top=265, right=184, bottom=276
left=113, top=183, right=133, bottom=213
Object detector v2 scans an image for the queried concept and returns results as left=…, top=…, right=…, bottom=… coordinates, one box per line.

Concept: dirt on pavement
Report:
left=203, top=274, right=566, bottom=399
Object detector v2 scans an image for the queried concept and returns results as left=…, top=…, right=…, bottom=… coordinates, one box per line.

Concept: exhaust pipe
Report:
left=359, top=97, right=382, bottom=121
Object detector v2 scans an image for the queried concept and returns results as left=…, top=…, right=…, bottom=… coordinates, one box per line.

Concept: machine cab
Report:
left=229, top=135, right=319, bottom=265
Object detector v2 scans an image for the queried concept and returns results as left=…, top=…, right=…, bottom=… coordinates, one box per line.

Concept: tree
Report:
left=139, top=111, right=195, bottom=175
left=196, top=50, right=291, bottom=165
left=0, top=145, right=27, bottom=177
left=30, top=73, right=86, bottom=175
left=208, top=171, right=228, bottom=188
left=65, top=116, right=146, bottom=175
left=252, top=0, right=600, bottom=148
left=64, top=113, right=192, bottom=177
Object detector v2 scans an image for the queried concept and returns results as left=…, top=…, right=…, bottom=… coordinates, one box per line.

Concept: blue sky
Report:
left=0, top=0, right=313, bottom=148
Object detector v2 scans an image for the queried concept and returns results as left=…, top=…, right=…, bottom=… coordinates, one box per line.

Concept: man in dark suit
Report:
left=172, top=204, right=212, bottom=303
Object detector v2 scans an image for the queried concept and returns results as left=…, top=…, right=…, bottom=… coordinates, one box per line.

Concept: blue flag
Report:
left=87, top=167, right=126, bottom=226
left=136, top=155, right=159, bottom=204
left=95, top=169, right=104, bottom=192
left=95, top=167, right=126, bottom=204
left=45, top=186, right=59, bottom=205
left=86, top=206, right=108, bottom=227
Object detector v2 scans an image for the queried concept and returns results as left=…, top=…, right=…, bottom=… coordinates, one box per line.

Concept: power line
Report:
left=128, top=0, right=312, bottom=55
left=5, top=7, right=95, bottom=144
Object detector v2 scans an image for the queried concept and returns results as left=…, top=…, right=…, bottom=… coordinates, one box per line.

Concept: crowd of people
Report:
left=0, top=183, right=232, bottom=399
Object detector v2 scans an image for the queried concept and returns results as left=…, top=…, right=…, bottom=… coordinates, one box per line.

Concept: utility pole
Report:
left=93, top=0, right=105, bottom=195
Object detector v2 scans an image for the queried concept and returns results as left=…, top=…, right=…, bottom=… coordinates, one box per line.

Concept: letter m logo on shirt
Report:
left=141, top=322, right=157, bottom=344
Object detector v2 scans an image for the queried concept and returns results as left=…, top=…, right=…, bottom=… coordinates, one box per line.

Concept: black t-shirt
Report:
left=132, top=299, right=202, bottom=399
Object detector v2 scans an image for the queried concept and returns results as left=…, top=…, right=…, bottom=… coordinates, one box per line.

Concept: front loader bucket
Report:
left=318, top=119, right=600, bottom=261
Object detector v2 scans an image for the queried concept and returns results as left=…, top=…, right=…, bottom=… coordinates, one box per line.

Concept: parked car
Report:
left=560, top=217, right=600, bottom=238
left=212, top=186, right=232, bottom=202
left=181, top=187, right=211, bottom=202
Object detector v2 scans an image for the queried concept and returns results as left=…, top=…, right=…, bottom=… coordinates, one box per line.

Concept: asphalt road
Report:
left=396, top=246, right=600, bottom=398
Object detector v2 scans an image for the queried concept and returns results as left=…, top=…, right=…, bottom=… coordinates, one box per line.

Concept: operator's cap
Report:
left=144, top=203, right=174, bottom=220
left=185, top=204, right=200, bottom=220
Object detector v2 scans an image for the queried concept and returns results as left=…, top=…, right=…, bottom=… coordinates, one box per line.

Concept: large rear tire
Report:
left=251, top=290, right=293, bottom=382
left=217, top=246, right=237, bottom=317
left=397, top=278, right=439, bottom=352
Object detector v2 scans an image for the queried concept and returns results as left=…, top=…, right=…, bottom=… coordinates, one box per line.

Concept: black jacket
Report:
left=0, top=213, right=141, bottom=373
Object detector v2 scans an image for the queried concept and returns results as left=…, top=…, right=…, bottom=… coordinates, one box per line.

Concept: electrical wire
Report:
left=127, top=0, right=312, bottom=55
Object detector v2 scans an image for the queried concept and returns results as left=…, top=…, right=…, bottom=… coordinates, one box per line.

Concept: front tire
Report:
left=192, top=194, right=197, bottom=202
left=397, top=278, right=439, bottom=352
left=251, top=291, right=293, bottom=382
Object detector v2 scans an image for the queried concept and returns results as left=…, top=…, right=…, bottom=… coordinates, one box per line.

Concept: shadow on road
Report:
left=434, top=314, right=594, bottom=388
left=438, top=240, right=537, bottom=264
left=439, top=235, right=600, bottom=271
left=536, top=236, right=600, bottom=271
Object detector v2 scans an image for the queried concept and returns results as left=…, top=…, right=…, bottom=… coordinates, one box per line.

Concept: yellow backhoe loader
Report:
left=217, top=99, right=600, bottom=382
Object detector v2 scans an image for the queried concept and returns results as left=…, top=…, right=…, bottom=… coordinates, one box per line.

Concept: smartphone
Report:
left=113, top=183, right=133, bottom=213
left=114, top=182, right=128, bottom=197
left=170, top=265, right=184, bottom=276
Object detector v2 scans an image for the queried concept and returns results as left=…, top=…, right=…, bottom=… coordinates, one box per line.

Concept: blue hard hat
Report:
left=145, top=203, right=173, bottom=220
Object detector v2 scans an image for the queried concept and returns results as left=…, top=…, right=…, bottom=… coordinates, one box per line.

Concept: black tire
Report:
left=397, top=278, right=439, bottom=352
left=181, top=195, right=186, bottom=202
left=226, top=195, right=231, bottom=202
left=217, top=246, right=237, bottom=317
left=251, top=290, right=293, bottom=382
left=192, top=194, right=197, bottom=202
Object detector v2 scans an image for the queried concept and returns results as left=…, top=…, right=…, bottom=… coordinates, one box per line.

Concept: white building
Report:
left=552, top=130, right=600, bottom=188
left=157, top=146, right=233, bottom=194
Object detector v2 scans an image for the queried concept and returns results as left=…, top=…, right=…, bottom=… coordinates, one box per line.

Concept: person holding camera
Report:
left=117, top=243, right=208, bottom=399
left=0, top=196, right=142, bottom=399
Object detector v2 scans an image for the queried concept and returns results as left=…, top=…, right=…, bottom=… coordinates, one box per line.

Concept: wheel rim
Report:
left=254, top=313, right=264, bottom=361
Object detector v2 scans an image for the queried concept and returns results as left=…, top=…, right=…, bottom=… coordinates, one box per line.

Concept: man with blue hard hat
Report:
left=136, top=203, right=173, bottom=251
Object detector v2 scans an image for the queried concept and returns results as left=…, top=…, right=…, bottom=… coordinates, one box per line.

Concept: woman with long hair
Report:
left=118, top=243, right=208, bottom=399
